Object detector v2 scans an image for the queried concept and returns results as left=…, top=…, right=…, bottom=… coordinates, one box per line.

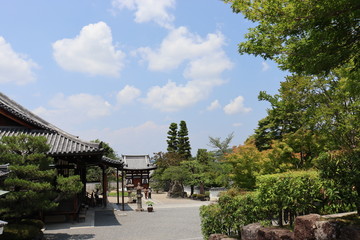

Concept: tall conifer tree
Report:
left=167, top=123, right=178, bottom=153
left=178, top=120, right=192, bottom=159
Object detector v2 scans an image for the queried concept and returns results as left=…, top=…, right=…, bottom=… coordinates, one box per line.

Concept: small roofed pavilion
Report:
left=122, top=154, right=157, bottom=189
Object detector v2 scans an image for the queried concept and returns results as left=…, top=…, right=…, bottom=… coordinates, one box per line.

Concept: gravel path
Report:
left=44, top=193, right=211, bottom=240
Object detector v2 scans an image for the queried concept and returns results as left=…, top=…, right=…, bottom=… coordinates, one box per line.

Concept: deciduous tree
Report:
left=224, top=0, right=360, bottom=75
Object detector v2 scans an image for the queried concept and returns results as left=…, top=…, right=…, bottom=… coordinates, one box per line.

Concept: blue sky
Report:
left=0, top=0, right=286, bottom=156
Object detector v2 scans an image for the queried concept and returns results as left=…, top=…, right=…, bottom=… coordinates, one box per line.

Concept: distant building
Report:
left=123, top=154, right=156, bottom=189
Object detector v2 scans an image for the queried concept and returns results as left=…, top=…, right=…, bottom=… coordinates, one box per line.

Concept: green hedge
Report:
left=256, top=170, right=322, bottom=226
left=1, top=224, right=41, bottom=240
left=200, top=192, right=260, bottom=238
left=200, top=170, right=357, bottom=239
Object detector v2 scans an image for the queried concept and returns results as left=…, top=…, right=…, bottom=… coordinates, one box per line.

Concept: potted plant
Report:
left=146, top=201, right=154, bottom=212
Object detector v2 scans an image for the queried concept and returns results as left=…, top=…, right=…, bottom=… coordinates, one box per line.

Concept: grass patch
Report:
left=108, top=191, right=130, bottom=197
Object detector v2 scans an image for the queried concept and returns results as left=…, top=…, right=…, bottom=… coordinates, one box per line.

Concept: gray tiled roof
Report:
left=0, top=92, right=101, bottom=156
left=123, top=155, right=156, bottom=170
left=102, top=156, right=124, bottom=168
left=0, top=92, right=123, bottom=167
left=0, top=127, right=101, bottom=156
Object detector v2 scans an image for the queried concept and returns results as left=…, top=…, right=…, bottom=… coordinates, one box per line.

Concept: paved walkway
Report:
left=44, top=193, right=211, bottom=240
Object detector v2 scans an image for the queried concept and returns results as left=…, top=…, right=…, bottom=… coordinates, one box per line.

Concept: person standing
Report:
left=144, top=187, right=149, bottom=199
left=148, top=187, right=152, bottom=199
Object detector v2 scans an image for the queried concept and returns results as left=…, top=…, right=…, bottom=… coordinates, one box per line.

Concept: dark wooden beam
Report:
left=0, top=109, right=37, bottom=129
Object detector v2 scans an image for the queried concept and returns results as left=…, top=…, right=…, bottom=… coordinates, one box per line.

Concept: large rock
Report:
left=294, top=214, right=320, bottom=240
left=258, top=227, right=294, bottom=240
left=208, top=233, right=229, bottom=240
left=168, top=180, right=184, bottom=198
left=338, top=224, right=360, bottom=240
left=314, top=220, right=339, bottom=240
left=242, top=223, right=262, bottom=240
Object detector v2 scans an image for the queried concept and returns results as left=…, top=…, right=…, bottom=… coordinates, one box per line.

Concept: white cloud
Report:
left=0, top=37, right=38, bottom=85
left=33, top=93, right=112, bottom=126
left=139, top=27, right=233, bottom=112
left=207, top=100, right=221, bottom=111
left=142, top=80, right=205, bottom=112
left=112, top=0, right=175, bottom=29
left=137, top=27, right=226, bottom=71
left=223, top=96, right=252, bottom=115
left=52, top=22, right=125, bottom=77
left=262, top=61, right=270, bottom=71
left=116, top=85, right=141, bottom=106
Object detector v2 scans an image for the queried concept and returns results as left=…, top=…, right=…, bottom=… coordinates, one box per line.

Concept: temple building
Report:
left=123, top=154, right=156, bottom=189
left=0, top=92, right=124, bottom=220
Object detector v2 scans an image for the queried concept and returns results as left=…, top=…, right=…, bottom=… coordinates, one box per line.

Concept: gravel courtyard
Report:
left=44, top=193, right=211, bottom=240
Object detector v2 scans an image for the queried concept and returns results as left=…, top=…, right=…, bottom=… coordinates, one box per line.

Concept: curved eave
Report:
left=101, top=156, right=124, bottom=168
left=124, top=166, right=157, bottom=171
left=0, top=128, right=101, bottom=156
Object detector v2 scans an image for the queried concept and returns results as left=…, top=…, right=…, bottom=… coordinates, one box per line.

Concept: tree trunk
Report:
left=199, top=182, right=205, bottom=195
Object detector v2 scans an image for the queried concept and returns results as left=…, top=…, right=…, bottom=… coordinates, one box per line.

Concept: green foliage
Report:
left=178, top=120, right=191, bottom=159
left=90, top=140, right=119, bottom=182
left=161, top=165, right=191, bottom=183
left=208, top=132, right=234, bottom=159
left=0, top=135, right=83, bottom=220
left=256, top=171, right=323, bottom=226
left=166, top=123, right=178, bottom=153
left=316, top=150, right=360, bottom=212
left=224, top=0, right=360, bottom=75
left=225, top=139, right=263, bottom=189
left=1, top=222, right=42, bottom=240
left=0, top=135, right=58, bottom=219
left=200, top=204, right=224, bottom=239
left=56, top=175, right=83, bottom=199
left=200, top=170, right=357, bottom=239
left=200, top=192, right=261, bottom=238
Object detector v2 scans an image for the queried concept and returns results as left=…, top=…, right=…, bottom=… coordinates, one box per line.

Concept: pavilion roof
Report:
left=0, top=92, right=123, bottom=167
left=122, top=154, right=156, bottom=170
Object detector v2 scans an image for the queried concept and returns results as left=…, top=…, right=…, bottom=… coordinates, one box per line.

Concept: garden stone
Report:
left=208, top=233, right=229, bottom=240
left=294, top=214, right=320, bottom=240
left=314, top=220, right=339, bottom=240
left=258, top=227, right=294, bottom=240
left=338, top=224, right=360, bottom=240
left=168, top=180, right=184, bottom=198
left=241, top=223, right=261, bottom=240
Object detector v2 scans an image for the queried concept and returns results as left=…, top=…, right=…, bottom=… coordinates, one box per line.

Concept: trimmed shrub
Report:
left=200, top=204, right=225, bottom=238
left=256, top=170, right=322, bottom=226
left=200, top=192, right=261, bottom=239
left=1, top=223, right=41, bottom=240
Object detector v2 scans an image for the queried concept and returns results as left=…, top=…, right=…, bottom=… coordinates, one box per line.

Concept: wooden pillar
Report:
left=80, top=164, right=87, bottom=203
left=122, top=170, right=125, bottom=211
left=102, top=166, right=107, bottom=207
left=116, top=168, right=119, bottom=205
left=140, top=171, right=143, bottom=185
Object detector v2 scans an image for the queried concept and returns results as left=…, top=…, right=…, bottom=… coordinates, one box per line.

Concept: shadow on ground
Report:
left=44, top=233, right=95, bottom=240
left=113, top=203, right=134, bottom=211
left=95, top=210, right=121, bottom=226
